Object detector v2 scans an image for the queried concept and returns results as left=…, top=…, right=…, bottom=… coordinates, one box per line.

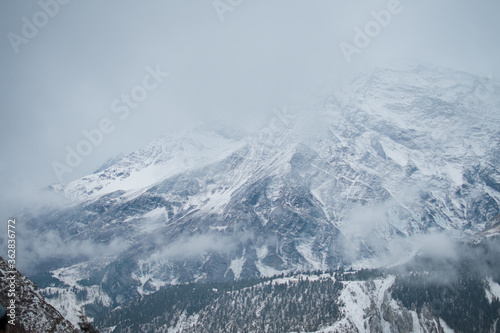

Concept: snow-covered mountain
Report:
left=93, top=225, right=500, bottom=332
left=92, top=238, right=500, bottom=333
left=25, top=62, right=500, bottom=325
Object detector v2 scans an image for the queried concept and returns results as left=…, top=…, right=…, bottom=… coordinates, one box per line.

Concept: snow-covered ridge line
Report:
left=25, top=62, right=500, bottom=332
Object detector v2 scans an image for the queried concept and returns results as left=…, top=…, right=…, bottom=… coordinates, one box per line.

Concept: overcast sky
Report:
left=1, top=0, right=499, bottom=212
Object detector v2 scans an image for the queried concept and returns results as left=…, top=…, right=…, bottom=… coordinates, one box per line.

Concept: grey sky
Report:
left=0, top=0, right=499, bottom=212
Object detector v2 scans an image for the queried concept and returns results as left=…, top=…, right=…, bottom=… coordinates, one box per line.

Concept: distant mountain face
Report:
left=94, top=271, right=500, bottom=333
left=91, top=222, right=500, bottom=332
left=93, top=231, right=500, bottom=333
left=24, top=62, right=500, bottom=320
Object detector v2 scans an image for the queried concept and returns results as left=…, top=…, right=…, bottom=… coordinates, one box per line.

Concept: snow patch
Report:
left=439, top=318, right=455, bottom=333
left=486, top=277, right=500, bottom=304
left=209, top=225, right=228, bottom=231
left=256, top=261, right=282, bottom=277
left=229, top=256, right=246, bottom=279
left=379, top=137, right=408, bottom=166
left=296, top=239, right=324, bottom=270
left=256, top=245, right=268, bottom=260
left=444, top=164, right=463, bottom=185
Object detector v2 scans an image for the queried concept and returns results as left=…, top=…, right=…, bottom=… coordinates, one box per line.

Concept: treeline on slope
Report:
left=391, top=272, right=500, bottom=333
left=89, top=237, right=500, bottom=332
left=181, top=278, right=343, bottom=333
left=92, top=263, right=500, bottom=332
left=92, top=278, right=271, bottom=331
left=388, top=238, right=500, bottom=333
left=93, top=275, right=343, bottom=333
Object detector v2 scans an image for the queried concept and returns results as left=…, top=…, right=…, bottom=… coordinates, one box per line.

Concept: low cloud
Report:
left=1, top=226, right=130, bottom=275
left=386, top=231, right=459, bottom=266
left=159, top=231, right=253, bottom=260
left=0, top=181, right=70, bottom=218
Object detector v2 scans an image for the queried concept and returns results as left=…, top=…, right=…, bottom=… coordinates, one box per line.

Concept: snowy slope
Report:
left=52, top=128, right=247, bottom=204
left=95, top=268, right=497, bottom=333
left=23, top=62, right=500, bottom=324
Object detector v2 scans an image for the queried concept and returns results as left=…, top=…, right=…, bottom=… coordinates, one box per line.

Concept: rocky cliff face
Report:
left=0, top=256, right=77, bottom=333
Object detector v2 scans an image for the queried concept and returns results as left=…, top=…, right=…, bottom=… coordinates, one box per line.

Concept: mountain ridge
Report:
left=20, top=62, right=500, bottom=326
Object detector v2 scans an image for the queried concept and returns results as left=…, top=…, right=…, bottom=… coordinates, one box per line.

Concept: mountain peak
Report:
left=23, top=64, right=500, bottom=325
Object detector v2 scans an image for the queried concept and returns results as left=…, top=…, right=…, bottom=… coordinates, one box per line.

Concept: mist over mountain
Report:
left=4, top=62, right=496, bottom=330
left=2, top=0, right=500, bottom=331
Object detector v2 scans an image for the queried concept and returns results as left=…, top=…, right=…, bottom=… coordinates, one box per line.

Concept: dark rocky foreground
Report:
left=0, top=256, right=77, bottom=333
